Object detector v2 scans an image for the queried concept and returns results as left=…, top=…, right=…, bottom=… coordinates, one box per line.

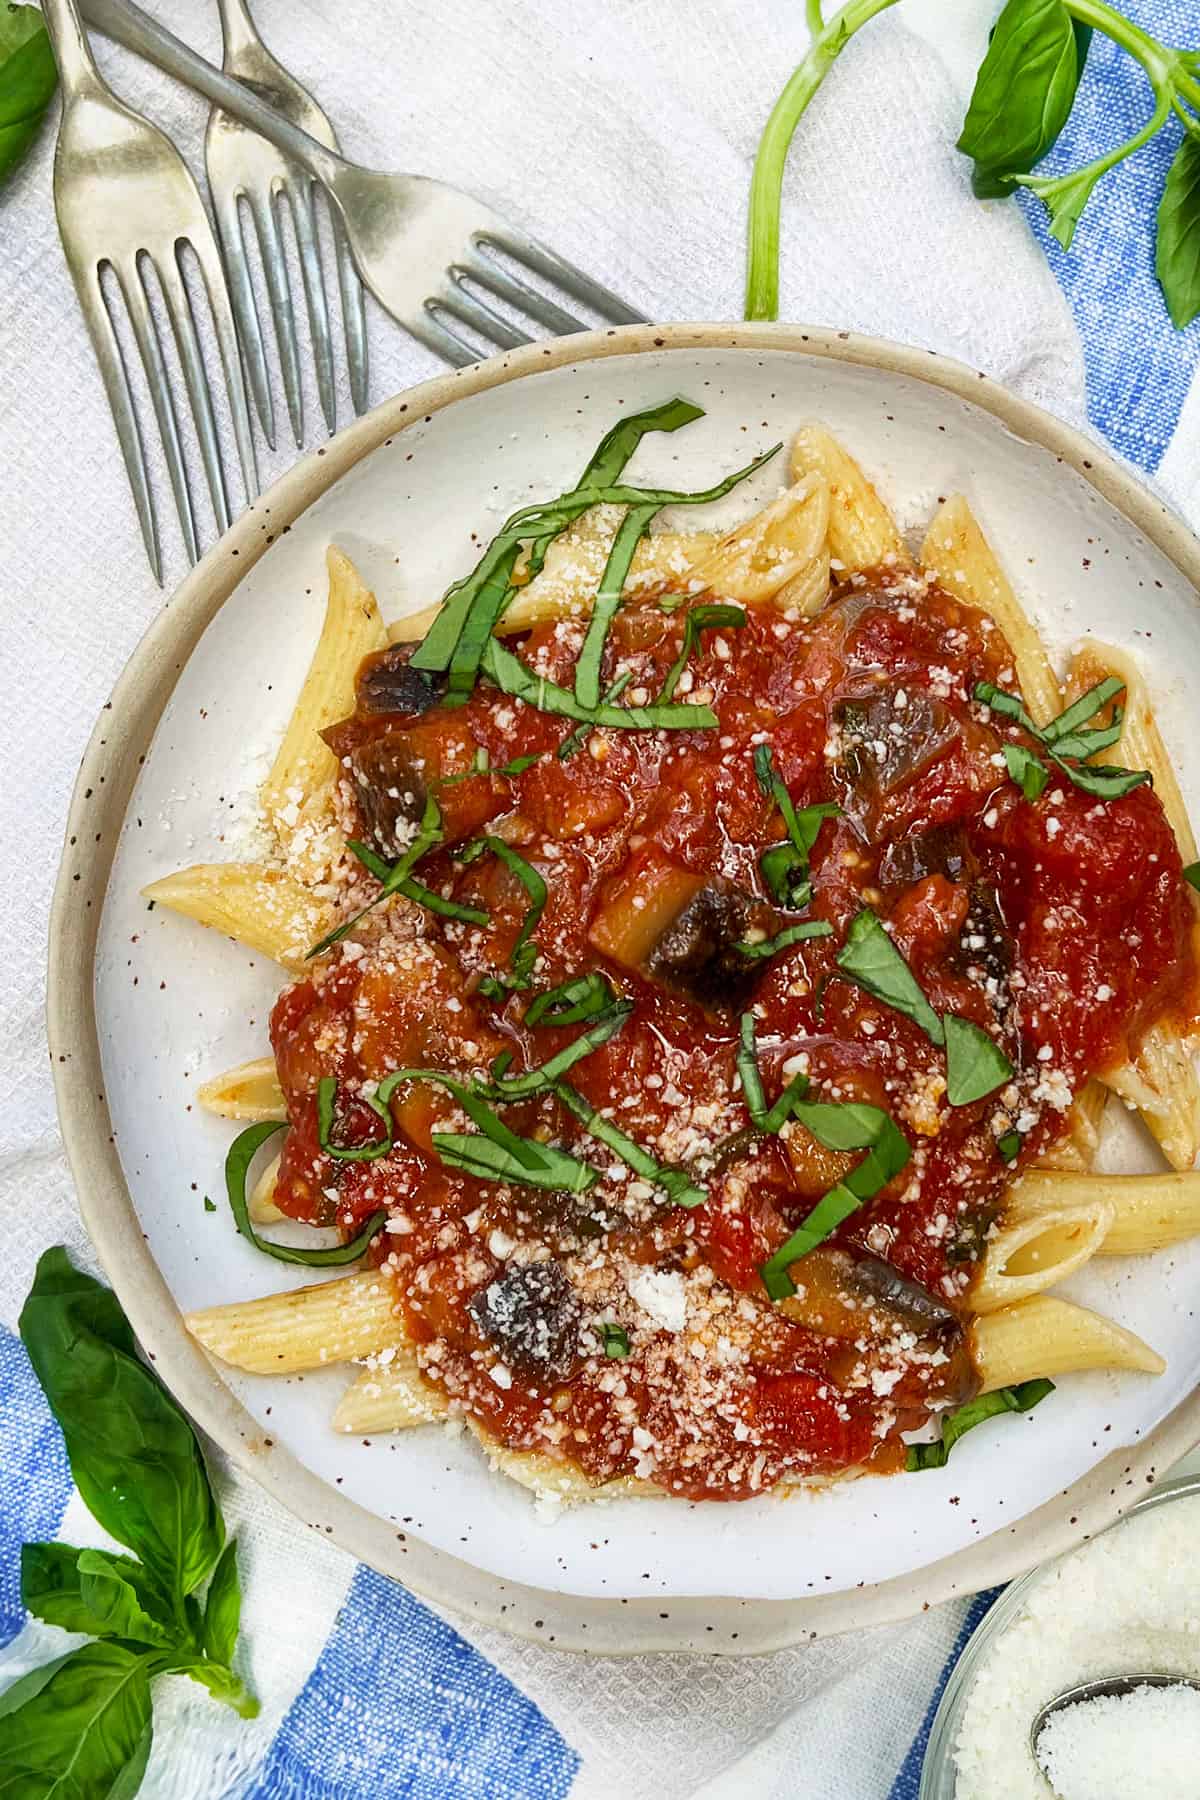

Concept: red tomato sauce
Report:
left=269, top=570, right=1196, bottom=1501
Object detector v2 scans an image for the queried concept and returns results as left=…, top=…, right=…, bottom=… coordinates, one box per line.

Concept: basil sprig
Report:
left=976, top=678, right=1151, bottom=802
left=658, top=603, right=747, bottom=703
left=3, top=1251, right=258, bottom=1794
left=835, top=910, right=1015, bottom=1106
left=753, top=744, right=840, bottom=908
left=230, top=1116, right=388, bottom=1261
left=759, top=1103, right=912, bottom=1299
left=906, top=1378, right=1055, bottom=1471
left=0, top=5, right=58, bottom=188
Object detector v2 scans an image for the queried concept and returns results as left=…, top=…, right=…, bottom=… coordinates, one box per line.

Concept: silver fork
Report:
left=42, top=0, right=256, bottom=583
left=82, top=0, right=649, bottom=369
left=207, top=0, right=368, bottom=446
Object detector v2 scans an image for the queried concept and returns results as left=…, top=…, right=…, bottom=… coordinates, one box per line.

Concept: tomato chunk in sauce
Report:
left=269, top=569, right=1195, bottom=1501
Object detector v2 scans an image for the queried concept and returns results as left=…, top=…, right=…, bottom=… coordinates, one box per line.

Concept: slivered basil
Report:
left=410, top=397, right=705, bottom=688
left=601, top=1323, right=630, bottom=1359
left=432, top=1130, right=599, bottom=1193
left=905, top=1379, right=1055, bottom=1471
left=976, top=678, right=1151, bottom=803
left=227, top=1119, right=386, bottom=1266
left=758, top=1102, right=911, bottom=1298
left=753, top=744, right=840, bottom=907
left=553, top=1080, right=706, bottom=1206
left=1003, top=743, right=1049, bottom=801
left=557, top=671, right=634, bottom=760
left=1183, top=863, right=1200, bottom=892
left=485, top=1004, right=631, bottom=1100
left=483, top=637, right=717, bottom=733
left=736, top=1011, right=810, bottom=1136
left=997, top=1129, right=1022, bottom=1163
left=574, top=504, right=658, bottom=709
left=736, top=920, right=832, bottom=960
left=835, top=909, right=946, bottom=1045
left=307, top=794, right=482, bottom=959
left=658, top=603, right=747, bottom=703
left=476, top=837, right=547, bottom=996
left=943, top=1015, right=1014, bottom=1107
left=439, top=747, right=491, bottom=783
left=525, top=972, right=617, bottom=1026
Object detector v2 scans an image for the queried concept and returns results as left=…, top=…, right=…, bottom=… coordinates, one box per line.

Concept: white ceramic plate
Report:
left=52, top=325, right=1200, bottom=1653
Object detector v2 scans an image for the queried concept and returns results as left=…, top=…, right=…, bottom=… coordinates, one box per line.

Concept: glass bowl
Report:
left=919, top=1471, right=1200, bottom=1798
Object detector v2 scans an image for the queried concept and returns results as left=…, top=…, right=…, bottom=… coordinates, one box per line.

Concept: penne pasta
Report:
left=261, top=546, right=386, bottom=883
left=788, top=423, right=908, bottom=573
left=248, top=1150, right=284, bottom=1224
left=186, top=1270, right=404, bottom=1375
left=681, top=474, right=830, bottom=604
left=461, top=1416, right=662, bottom=1503
left=143, top=864, right=333, bottom=973
left=773, top=545, right=832, bottom=618
left=920, top=495, right=1060, bottom=726
left=971, top=1198, right=1114, bottom=1313
left=971, top=1294, right=1165, bottom=1394
left=197, top=1056, right=286, bottom=1122
left=333, top=1354, right=450, bottom=1433
left=1101, top=1035, right=1200, bottom=1174
left=1034, top=1079, right=1108, bottom=1173
left=1010, top=1168, right=1200, bottom=1258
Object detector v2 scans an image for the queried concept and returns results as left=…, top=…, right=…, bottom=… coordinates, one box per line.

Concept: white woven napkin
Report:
left=2, top=0, right=1189, bottom=1795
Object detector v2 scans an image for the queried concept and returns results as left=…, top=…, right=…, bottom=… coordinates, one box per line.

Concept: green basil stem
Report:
left=226, top=1120, right=387, bottom=1266
left=745, top=0, right=902, bottom=320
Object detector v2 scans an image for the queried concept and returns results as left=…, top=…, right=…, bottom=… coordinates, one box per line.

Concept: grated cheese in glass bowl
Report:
left=920, top=1473, right=1200, bottom=1799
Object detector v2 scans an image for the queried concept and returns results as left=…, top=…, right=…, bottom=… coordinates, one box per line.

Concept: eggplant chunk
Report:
left=879, top=824, right=969, bottom=890
left=345, top=730, right=428, bottom=860
left=357, top=644, right=446, bottom=718
left=644, top=881, right=777, bottom=1014
left=469, top=1260, right=583, bottom=1382
left=954, top=883, right=1014, bottom=987
left=780, top=1246, right=959, bottom=1343
left=833, top=687, right=957, bottom=835
left=849, top=1254, right=959, bottom=1337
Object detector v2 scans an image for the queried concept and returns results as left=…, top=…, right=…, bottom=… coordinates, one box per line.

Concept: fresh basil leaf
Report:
left=943, top=1014, right=1014, bottom=1106
left=21, top=1543, right=173, bottom=1646
left=790, top=1099, right=899, bottom=1153
left=759, top=1185, right=864, bottom=1297
left=737, top=920, right=832, bottom=960
left=1020, top=162, right=1107, bottom=249
left=307, top=793, right=454, bottom=957
left=974, top=680, right=1040, bottom=735
left=835, top=908, right=945, bottom=1044
left=736, top=1011, right=811, bottom=1136
left=432, top=1130, right=599, bottom=1193
left=228, top=1117, right=387, bottom=1263
left=658, top=603, right=747, bottom=703
left=0, top=6, right=58, bottom=189
left=601, top=1323, right=630, bottom=1359
left=1040, top=677, right=1124, bottom=744
left=481, top=837, right=547, bottom=990
left=1157, top=133, right=1200, bottom=330
left=200, top=1539, right=242, bottom=1668
left=1003, top=742, right=1050, bottom=801
left=553, top=1079, right=706, bottom=1207
left=997, top=1129, right=1023, bottom=1163
left=496, top=752, right=542, bottom=778
left=1182, top=862, right=1200, bottom=892
left=958, top=0, right=1085, bottom=194
left=574, top=504, right=658, bottom=709
left=759, top=843, right=811, bottom=909
left=906, top=1378, right=1054, bottom=1471
left=486, top=1003, right=630, bottom=1100
left=0, top=1641, right=156, bottom=1797
left=316, top=1077, right=393, bottom=1163
left=754, top=747, right=839, bottom=906
left=19, top=1249, right=223, bottom=1606
left=525, top=972, right=616, bottom=1026
left=760, top=1101, right=910, bottom=1296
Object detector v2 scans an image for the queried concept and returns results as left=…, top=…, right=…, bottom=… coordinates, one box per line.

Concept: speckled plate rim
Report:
left=48, top=321, right=1200, bottom=1657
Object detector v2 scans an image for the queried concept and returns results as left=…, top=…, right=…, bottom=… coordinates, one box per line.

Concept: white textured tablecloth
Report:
left=2, top=2, right=1199, bottom=1796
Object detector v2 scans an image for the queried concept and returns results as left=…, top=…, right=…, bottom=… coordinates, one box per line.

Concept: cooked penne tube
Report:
left=261, top=546, right=386, bottom=881
left=682, top=474, right=830, bottom=604
left=1069, top=639, right=1197, bottom=864
left=773, top=545, right=832, bottom=618
left=920, top=495, right=1060, bottom=726
left=333, top=1354, right=450, bottom=1432
left=462, top=1416, right=661, bottom=1503
left=248, top=1150, right=284, bottom=1224
left=971, top=1294, right=1165, bottom=1393
left=1010, top=1168, right=1200, bottom=1258
left=142, top=864, right=333, bottom=973
left=789, top=423, right=908, bottom=573
left=186, top=1271, right=404, bottom=1375
left=1034, top=1079, right=1108, bottom=1173
left=197, top=1056, right=286, bottom=1122
left=1103, top=1026, right=1200, bottom=1174
left=971, top=1199, right=1114, bottom=1313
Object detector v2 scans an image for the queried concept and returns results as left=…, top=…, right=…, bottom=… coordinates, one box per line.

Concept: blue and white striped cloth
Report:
left=2, top=0, right=1197, bottom=1793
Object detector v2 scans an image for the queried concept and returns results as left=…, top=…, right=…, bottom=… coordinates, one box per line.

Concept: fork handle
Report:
left=79, top=0, right=346, bottom=188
